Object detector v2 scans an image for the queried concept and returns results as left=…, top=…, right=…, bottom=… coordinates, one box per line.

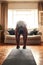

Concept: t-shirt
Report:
left=16, top=21, right=27, bottom=28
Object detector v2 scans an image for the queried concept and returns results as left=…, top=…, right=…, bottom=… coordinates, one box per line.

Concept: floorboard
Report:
left=0, top=44, right=43, bottom=65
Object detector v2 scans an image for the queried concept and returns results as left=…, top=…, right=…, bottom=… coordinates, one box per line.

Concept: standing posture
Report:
left=15, top=21, right=28, bottom=49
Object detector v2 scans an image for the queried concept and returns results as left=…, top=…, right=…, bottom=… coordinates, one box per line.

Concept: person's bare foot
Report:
left=16, top=46, right=20, bottom=49
left=23, top=46, right=26, bottom=49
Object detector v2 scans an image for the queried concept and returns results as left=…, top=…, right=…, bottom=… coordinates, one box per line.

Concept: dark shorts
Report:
left=18, top=27, right=24, bottom=35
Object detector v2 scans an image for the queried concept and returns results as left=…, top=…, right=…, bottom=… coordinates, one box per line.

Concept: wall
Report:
left=0, top=2, right=43, bottom=42
left=39, top=13, right=43, bottom=42
left=8, top=2, right=38, bottom=9
left=8, top=2, right=43, bottom=43
left=38, top=2, right=43, bottom=42
left=38, top=26, right=43, bottom=42
left=0, top=0, right=43, bottom=2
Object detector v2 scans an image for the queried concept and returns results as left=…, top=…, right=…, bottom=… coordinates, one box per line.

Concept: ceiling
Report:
left=0, top=0, right=43, bottom=2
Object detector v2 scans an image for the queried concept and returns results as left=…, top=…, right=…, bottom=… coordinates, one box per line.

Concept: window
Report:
left=8, top=9, right=38, bottom=29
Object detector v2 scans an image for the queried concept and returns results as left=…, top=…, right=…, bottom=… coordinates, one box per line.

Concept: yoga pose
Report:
left=15, top=21, right=28, bottom=49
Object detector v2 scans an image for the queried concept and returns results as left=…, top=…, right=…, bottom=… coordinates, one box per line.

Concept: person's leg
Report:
left=23, top=33, right=27, bottom=49
left=16, top=31, right=20, bottom=49
left=23, top=35, right=27, bottom=49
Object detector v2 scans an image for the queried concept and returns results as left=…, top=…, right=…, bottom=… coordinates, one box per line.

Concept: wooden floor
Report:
left=0, top=44, right=43, bottom=65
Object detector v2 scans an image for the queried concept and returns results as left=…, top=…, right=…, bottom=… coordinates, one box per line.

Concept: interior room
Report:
left=0, top=0, right=43, bottom=65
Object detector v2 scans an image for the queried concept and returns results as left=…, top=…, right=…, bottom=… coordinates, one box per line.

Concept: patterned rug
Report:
left=2, top=49, right=37, bottom=65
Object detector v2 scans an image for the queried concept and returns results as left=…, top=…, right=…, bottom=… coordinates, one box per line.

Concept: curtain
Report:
left=1, top=2, right=8, bottom=42
left=1, top=2, right=8, bottom=30
left=38, top=2, right=43, bottom=11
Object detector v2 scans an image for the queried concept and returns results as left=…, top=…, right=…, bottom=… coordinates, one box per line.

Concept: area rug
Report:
left=2, top=49, right=37, bottom=65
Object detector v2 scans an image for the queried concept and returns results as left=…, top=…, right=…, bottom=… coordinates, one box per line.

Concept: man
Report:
left=15, top=21, right=28, bottom=49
